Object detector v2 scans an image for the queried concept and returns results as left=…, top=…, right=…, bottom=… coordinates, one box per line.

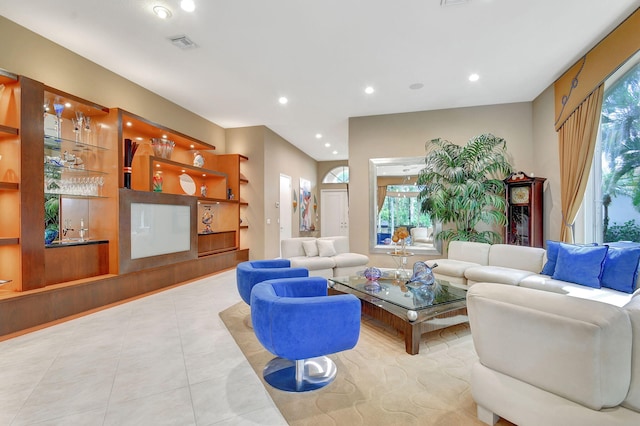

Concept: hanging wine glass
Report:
left=73, top=111, right=84, bottom=143
left=83, top=116, right=92, bottom=144
left=53, top=100, right=64, bottom=140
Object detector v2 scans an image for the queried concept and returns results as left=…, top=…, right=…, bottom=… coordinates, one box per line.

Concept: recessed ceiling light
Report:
left=153, top=5, right=172, bottom=19
left=409, top=83, right=424, bottom=90
left=469, top=73, right=480, bottom=82
left=324, top=143, right=331, bottom=147
left=180, top=0, right=195, bottom=12
left=364, top=86, right=375, bottom=94
left=278, top=96, right=288, bottom=105
left=64, top=102, right=72, bottom=108
left=332, top=150, right=338, bottom=155
left=126, top=122, right=132, bottom=127
left=315, top=133, right=322, bottom=139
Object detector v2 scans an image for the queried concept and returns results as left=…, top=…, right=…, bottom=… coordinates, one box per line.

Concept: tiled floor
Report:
left=0, top=269, right=288, bottom=425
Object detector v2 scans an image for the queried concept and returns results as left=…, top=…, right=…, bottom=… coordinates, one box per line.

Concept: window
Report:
left=322, top=166, right=349, bottom=183
left=583, top=52, right=640, bottom=243
left=378, top=184, right=432, bottom=233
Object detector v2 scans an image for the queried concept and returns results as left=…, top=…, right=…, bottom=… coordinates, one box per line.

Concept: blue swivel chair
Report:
left=236, top=259, right=308, bottom=305
left=251, top=276, right=361, bottom=392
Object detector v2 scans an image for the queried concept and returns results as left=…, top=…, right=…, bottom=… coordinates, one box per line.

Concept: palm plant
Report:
left=599, top=63, right=640, bottom=240
left=417, top=133, right=513, bottom=243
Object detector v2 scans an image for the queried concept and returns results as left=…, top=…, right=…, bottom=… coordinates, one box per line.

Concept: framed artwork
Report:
left=299, top=178, right=312, bottom=231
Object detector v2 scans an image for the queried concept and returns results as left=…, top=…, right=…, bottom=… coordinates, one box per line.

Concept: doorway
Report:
left=279, top=174, right=292, bottom=255
left=321, top=189, right=348, bottom=237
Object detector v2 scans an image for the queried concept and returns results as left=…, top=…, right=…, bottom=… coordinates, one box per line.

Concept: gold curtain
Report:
left=558, top=84, right=604, bottom=242
left=554, top=9, right=639, bottom=130
left=377, top=186, right=387, bottom=213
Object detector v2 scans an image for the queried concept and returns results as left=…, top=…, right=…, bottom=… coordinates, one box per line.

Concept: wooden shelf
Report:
left=198, top=196, right=237, bottom=204
left=151, top=156, right=227, bottom=179
left=0, top=238, right=19, bottom=246
left=122, top=110, right=215, bottom=152
left=0, top=124, right=18, bottom=137
left=0, top=182, right=19, bottom=191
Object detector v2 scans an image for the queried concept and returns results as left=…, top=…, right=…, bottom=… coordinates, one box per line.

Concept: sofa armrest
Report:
left=468, top=283, right=632, bottom=410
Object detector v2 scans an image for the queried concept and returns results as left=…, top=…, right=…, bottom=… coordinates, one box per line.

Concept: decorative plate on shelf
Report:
left=179, top=173, right=196, bottom=195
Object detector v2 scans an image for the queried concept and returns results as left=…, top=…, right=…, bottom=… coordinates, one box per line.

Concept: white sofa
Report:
left=430, top=240, right=636, bottom=307
left=467, top=282, right=640, bottom=425
left=280, top=236, right=369, bottom=278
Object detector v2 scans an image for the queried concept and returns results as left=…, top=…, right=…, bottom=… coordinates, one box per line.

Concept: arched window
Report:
left=322, top=166, right=349, bottom=184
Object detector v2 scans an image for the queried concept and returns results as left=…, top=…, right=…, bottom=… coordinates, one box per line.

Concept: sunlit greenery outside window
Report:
left=378, top=184, right=432, bottom=241
left=586, top=55, right=640, bottom=243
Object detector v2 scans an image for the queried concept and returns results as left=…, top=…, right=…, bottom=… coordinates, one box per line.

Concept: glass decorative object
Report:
left=364, top=267, right=382, bottom=281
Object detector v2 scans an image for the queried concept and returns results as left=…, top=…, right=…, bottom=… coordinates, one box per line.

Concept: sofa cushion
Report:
left=447, top=241, right=491, bottom=265
left=319, top=236, right=350, bottom=254
left=623, top=294, right=640, bottom=411
left=519, top=274, right=635, bottom=307
left=488, top=244, right=546, bottom=273
left=281, top=237, right=316, bottom=258
left=601, top=246, right=640, bottom=294
left=540, top=240, right=561, bottom=275
left=465, top=265, right=535, bottom=286
left=432, top=259, right=481, bottom=280
left=468, top=283, right=633, bottom=411
left=552, top=243, right=608, bottom=288
left=317, top=239, right=337, bottom=257
left=289, top=256, right=336, bottom=271
left=302, top=240, right=319, bottom=257
left=332, top=252, right=369, bottom=268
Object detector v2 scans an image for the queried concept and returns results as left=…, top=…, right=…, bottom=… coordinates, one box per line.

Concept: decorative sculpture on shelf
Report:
left=153, top=171, right=163, bottom=192
left=193, top=151, right=205, bottom=167
left=201, top=205, right=213, bottom=234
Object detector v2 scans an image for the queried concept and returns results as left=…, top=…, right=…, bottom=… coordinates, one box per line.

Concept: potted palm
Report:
left=417, top=133, right=513, bottom=243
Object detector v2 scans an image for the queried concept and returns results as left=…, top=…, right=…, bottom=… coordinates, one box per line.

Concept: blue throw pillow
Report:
left=552, top=243, right=608, bottom=288
left=601, top=246, right=640, bottom=294
left=541, top=240, right=561, bottom=275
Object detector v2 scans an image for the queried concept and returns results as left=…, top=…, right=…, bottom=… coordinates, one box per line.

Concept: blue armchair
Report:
left=236, top=259, right=308, bottom=305
left=251, top=276, right=361, bottom=392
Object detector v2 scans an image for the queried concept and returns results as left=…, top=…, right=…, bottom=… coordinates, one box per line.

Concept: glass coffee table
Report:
left=328, top=273, right=468, bottom=355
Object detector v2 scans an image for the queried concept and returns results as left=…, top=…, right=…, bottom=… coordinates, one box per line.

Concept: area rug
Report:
left=220, top=302, right=513, bottom=425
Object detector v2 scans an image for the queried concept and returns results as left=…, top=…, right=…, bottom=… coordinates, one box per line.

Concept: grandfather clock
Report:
left=504, top=171, right=546, bottom=247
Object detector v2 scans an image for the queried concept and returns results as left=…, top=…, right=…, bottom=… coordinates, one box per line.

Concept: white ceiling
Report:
left=1, top=1, right=637, bottom=161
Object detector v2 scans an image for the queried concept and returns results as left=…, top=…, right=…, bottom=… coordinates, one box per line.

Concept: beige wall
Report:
left=263, top=128, right=318, bottom=258
left=0, top=16, right=225, bottom=150
left=226, top=126, right=318, bottom=260
left=348, top=102, right=536, bottom=268
left=532, top=86, right=562, bottom=241
left=225, top=126, right=266, bottom=259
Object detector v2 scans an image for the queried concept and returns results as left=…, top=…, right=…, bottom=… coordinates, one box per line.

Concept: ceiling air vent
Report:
left=168, top=35, right=198, bottom=50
